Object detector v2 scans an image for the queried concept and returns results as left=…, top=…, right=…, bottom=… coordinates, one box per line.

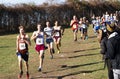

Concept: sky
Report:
left=0, top=0, right=66, bottom=5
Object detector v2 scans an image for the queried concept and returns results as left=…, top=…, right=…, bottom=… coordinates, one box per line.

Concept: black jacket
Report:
left=100, top=30, right=108, bottom=55
left=106, top=32, right=120, bottom=69
left=100, top=36, right=108, bottom=55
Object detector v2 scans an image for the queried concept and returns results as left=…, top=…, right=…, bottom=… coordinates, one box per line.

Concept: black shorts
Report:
left=81, top=28, right=87, bottom=34
left=16, top=52, right=29, bottom=61
left=46, top=38, right=53, bottom=44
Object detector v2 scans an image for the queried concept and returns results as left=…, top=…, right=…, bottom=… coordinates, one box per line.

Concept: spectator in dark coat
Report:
left=106, top=22, right=120, bottom=79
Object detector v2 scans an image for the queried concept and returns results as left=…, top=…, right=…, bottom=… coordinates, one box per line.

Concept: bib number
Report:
left=19, top=43, right=26, bottom=50
left=55, top=32, right=60, bottom=36
left=73, top=24, right=77, bottom=29
left=36, top=38, right=44, bottom=45
left=82, top=25, right=86, bottom=29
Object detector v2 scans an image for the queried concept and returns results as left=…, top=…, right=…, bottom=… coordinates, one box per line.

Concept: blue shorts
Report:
left=16, top=52, right=29, bottom=61
left=94, top=26, right=100, bottom=31
left=46, top=38, right=53, bottom=44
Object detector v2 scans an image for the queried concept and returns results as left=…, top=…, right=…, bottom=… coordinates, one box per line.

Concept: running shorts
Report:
left=16, top=52, right=29, bottom=61
left=53, top=36, right=61, bottom=42
left=46, top=38, right=53, bottom=44
left=35, top=44, right=45, bottom=52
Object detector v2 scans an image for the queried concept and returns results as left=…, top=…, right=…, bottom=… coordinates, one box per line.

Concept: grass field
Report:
left=0, top=26, right=108, bottom=79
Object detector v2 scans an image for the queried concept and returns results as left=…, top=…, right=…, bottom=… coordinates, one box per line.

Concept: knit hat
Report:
left=106, top=22, right=115, bottom=32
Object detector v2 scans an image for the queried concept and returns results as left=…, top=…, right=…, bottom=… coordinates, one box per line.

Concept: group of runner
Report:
left=91, top=11, right=118, bottom=35
left=16, top=21, right=63, bottom=79
left=70, top=11, right=118, bottom=42
left=70, top=15, right=89, bottom=41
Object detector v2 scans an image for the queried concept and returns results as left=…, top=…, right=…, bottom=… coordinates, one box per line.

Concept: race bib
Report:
left=82, top=25, right=86, bottom=29
left=55, top=32, right=60, bottom=36
left=73, top=24, right=77, bottom=29
left=36, top=38, right=44, bottom=45
left=19, top=43, right=26, bottom=50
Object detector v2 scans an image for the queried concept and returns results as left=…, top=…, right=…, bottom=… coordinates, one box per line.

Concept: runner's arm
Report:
left=16, top=35, right=19, bottom=52
left=60, top=26, right=64, bottom=36
left=61, top=30, right=64, bottom=36
left=25, top=35, right=31, bottom=46
left=52, top=27, right=55, bottom=37
left=43, top=31, right=48, bottom=37
left=97, top=30, right=102, bottom=43
left=31, top=32, right=37, bottom=40
left=70, top=20, right=73, bottom=26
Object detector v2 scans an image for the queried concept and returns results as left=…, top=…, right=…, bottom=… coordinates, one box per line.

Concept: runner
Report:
left=110, top=13, right=114, bottom=23
left=101, top=14, right=106, bottom=32
left=94, top=16, right=101, bottom=34
left=16, top=26, right=31, bottom=79
left=113, top=13, right=117, bottom=22
left=44, top=21, right=55, bottom=59
left=105, top=12, right=110, bottom=24
left=53, top=21, right=62, bottom=54
left=31, top=24, right=45, bottom=72
left=91, top=14, right=96, bottom=29
left=70, top=15, right=79, bottom=41
left=79, top=18, right=83, bottom=39
left=83, top=17, right=89, bottom=40
left=79, top=18, right=88, bottom=40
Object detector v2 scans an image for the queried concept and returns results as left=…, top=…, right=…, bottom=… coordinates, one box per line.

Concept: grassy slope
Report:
left=0, top=26, right=108, bottom=79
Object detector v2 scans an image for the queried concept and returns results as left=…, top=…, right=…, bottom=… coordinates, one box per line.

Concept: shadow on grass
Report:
left=60, top=61, right=103, bottom=69
left=30, top=76, right=58, bottom=79
left=31, top=61, right=103, bottom=79
left=88, top=35, right=96, bottom=39
left=41, top=61, right=103, bottom=74
left=57, top=68, right=104, bottom=79
left=62, top=47, right=100, bottom=54
left=31, top=67, right=104, bottom=79
left=73, top=47, right=100, bottom=53
left=68, top=52, right=100, bottom=59
left=0, top=46, right=10, bottom=48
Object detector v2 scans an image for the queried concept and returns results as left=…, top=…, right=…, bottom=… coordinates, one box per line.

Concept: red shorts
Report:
left=35, top=44, right=45, bottom=52
left=53, top=36, right=61, bottom=42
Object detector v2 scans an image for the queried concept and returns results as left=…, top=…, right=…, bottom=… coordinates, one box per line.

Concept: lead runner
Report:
left=16, top=26, right=31, bottom=79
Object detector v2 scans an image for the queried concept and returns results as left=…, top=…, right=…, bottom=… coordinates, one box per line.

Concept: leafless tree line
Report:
left=0, top=1, right=120, bottom=34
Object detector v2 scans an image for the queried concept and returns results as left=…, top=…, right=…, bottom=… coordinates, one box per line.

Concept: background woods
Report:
left=0, top=0, right=120, bottom=34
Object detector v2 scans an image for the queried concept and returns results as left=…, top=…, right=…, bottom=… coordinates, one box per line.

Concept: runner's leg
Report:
left=74, top=30, right=77, bottom=41
left=50, top=42, right=54, bottom=58
left=18, top=56, right=23, bottom=72
left=18, top=55, right=23, bottom=78
left=38, top=50, right=44, bottom=71
left=57, top=38, right=61, bottom=53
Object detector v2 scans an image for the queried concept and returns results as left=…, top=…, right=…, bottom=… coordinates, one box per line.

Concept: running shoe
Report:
left=50, top=55, right=53, bottom=59
left=18, top=71, right=23, bottom=78
left=26, top=72, right=29, bottom=79
left=52, top=49, right=55, bottom=54
left=57, top=50, right=60, bottom=54
left=74, top=39, right=77, bottom=41
left=85, top=36, right=88, bottom=40
left=38, top=68, right=42, bottom=72
left=44, top=46, right=48, bottom=50
left=80, top=37, right=82, bottom=39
